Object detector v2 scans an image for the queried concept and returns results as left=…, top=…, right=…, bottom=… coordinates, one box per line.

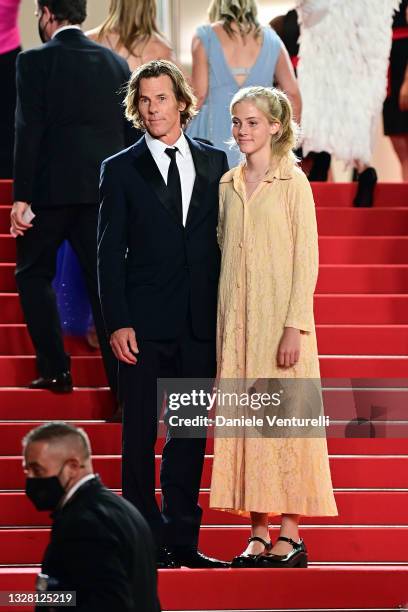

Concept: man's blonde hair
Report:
left=125, top=60, right=197, bottom=129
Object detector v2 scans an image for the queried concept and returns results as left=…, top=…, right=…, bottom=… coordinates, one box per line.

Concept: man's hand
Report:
left=277, top=327, right=301, bottom=368
left=110, top=328, right=139, bottom=364
left=10, top=201, right=33, bottom=236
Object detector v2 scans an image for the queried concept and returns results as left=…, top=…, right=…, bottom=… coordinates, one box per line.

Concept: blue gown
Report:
left=186, top=24, right=282, bottom=167
left=53, top=241, right=93, bottom=336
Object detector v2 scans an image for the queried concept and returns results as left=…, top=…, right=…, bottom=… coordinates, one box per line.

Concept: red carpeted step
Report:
left=0, top=490, right=406, bottom=528
left=0, top=181, right=12, bottom=204
left=0, top=234, right=15, bottom=262
left=0, top=388, right=114, bottom=419
left=0, top=526, right=408, bottom=564
left=1, top=389, right=406, bottom=455
left=3, top=206, right=408, bottom=236
left=0, top=423, right=121, bottom=456
left=0, top=356, right=107, bottom=387
left=2, top=264, right=408, bottom=294
left=314, top=294, right=408, bottom=323
left=2, top=353, right=407, bottom=383
left=0, top=206, right=10, bottom=232
left=1, top=323, right=406, bottom=356
left=2, top=235, right=408, bottom=265
left=1, top=456, right=407, bottom=490
left=0, top=325, right=101, bottom=356
left=0, top=263, right=14, bottom=291
left=311, top=182, right=408, bottom=207
left=316, top=264, right=408, bottom=293
left=3, top=293, right=408, bottom=325
left=0, top=406, right=405, bottom=455
left=0, top=565, right=406, bottom=611
left=319, top=356, right=408, bottom=377
left=316, top=324, right=408, bottom=355
left=318, top=236, right=408, bottom=264
left=316, top=207, right=408, bottom=235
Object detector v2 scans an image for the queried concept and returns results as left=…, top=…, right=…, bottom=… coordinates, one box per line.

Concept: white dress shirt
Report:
left=145, top=130, right=196, bottom=226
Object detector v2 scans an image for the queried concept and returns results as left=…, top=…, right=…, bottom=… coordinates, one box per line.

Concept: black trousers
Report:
left=119, top=314, right=216, bottom=549
left=15, top=204, right=117, bottom=394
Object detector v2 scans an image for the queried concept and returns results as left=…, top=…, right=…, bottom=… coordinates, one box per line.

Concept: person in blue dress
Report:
left=187, top=0, right=301, bottom=167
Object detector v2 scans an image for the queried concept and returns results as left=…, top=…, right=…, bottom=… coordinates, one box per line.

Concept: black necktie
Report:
left=165, top=147, right=183, bottom=224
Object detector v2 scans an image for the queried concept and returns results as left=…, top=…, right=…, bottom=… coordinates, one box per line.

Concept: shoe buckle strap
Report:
left=248, top=536, right=272, bottom=551
left=277, top=536, right=300, bottom=549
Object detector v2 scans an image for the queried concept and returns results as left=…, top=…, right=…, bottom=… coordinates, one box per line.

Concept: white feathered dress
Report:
left=296, top=0, right=401, bottom=165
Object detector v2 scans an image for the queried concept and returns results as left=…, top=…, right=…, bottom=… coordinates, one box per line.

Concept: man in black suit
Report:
left=98, top=60, right=229, bottom=568
left=10, top=0, right=135, bottom=396
left=23, top=421, right=160, bottom=612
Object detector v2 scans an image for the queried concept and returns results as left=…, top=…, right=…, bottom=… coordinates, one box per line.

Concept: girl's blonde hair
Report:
left=208, top=0, right=261, bottom=38
left=97, top=0, right=162, bottom=55
left=230, top=86, right=299, bottom=162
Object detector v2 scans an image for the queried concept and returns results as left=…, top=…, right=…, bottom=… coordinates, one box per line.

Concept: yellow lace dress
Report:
left=209, top=158, right=338, bottom=518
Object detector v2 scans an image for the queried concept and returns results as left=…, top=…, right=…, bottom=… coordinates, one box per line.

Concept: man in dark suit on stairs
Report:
left=98, top=60, right=229, bottom=568
left=23, top=421, right=160, bottom=612
left=10, top=0, right=135, bottom=397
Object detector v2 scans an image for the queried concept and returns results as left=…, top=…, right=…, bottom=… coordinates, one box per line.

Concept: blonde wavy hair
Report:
left=97, top=0, right=162, bottom=54
left=125, top=60, right=197, bottom=129
left=230, top=86, right=299, bottom=162
left=208, top=0, right=261, bottom=38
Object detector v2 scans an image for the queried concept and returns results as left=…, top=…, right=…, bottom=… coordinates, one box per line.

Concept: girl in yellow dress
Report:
left=210, top=86, right=338, bottom=568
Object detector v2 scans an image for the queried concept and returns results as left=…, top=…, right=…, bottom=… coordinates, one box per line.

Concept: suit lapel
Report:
left=185, top=135, right=210, bottom=229
left=131, top=138, right=182, bottom=227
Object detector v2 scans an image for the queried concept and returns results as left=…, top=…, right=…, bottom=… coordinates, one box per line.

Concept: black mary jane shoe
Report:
left=231, top=536, right=272, bottom=568
left=256, top=536, right=308, bottom=568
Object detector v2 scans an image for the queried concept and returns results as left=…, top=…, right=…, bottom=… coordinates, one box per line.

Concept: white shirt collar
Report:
left=52, top=25, right=82, bottom=40
left=145, top=130, right=189, bottom=159
left=61, top=473, right=96, bottom=507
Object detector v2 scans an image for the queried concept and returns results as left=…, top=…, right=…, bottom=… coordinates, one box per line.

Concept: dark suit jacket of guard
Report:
left=37, top=477, right=160, bottom=612
left=98, top=135, right=229, bottom=341
left=13, top=29, right=135, bottom=208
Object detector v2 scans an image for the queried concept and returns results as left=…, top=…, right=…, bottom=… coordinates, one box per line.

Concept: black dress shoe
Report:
left=353, top=167, right=377, bottom=207
left=28, top=372, right=73, bottom=393
left=156, top=547, right=181, bottom=569
left=257, top=536, right=308, bottom=568
left=172, top=547, right=230, bottom=568
left=231, top=536, right=272, bottom=568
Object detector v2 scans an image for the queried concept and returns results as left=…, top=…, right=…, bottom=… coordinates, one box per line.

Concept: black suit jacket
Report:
left=13, top=29, right=136, bottom=208
left=37, top=477, right=160, bottom=612
left=97, top=135, right=229, bottom=340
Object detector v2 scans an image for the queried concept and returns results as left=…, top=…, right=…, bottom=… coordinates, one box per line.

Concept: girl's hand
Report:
left=277, top=327, right=301, bottom=368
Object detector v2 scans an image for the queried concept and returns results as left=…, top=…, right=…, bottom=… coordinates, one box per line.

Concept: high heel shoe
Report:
left=231, top=536, right=272, bottom=568
left=256, top=536, right=308, bottom=568
left=353, top=167, right=377, bottom=207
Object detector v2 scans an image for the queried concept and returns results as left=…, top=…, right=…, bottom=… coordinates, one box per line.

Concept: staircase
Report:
left=0, top=179, right=407, bottom=611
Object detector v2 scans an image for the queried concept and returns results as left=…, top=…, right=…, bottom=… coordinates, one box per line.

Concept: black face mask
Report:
left=26, top=464, right=68, bottom=511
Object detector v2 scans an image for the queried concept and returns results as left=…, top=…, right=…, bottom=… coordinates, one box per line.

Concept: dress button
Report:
left=237, top=282, right=241, bottom=288
left=239, top=242, right=243, bottom=248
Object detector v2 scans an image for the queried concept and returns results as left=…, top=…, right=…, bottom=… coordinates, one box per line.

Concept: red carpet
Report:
left=0, top=179, right=407, bottom=611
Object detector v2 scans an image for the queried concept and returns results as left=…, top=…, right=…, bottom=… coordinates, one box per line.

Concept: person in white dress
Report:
left=296, top=0, right=400, bottom=205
